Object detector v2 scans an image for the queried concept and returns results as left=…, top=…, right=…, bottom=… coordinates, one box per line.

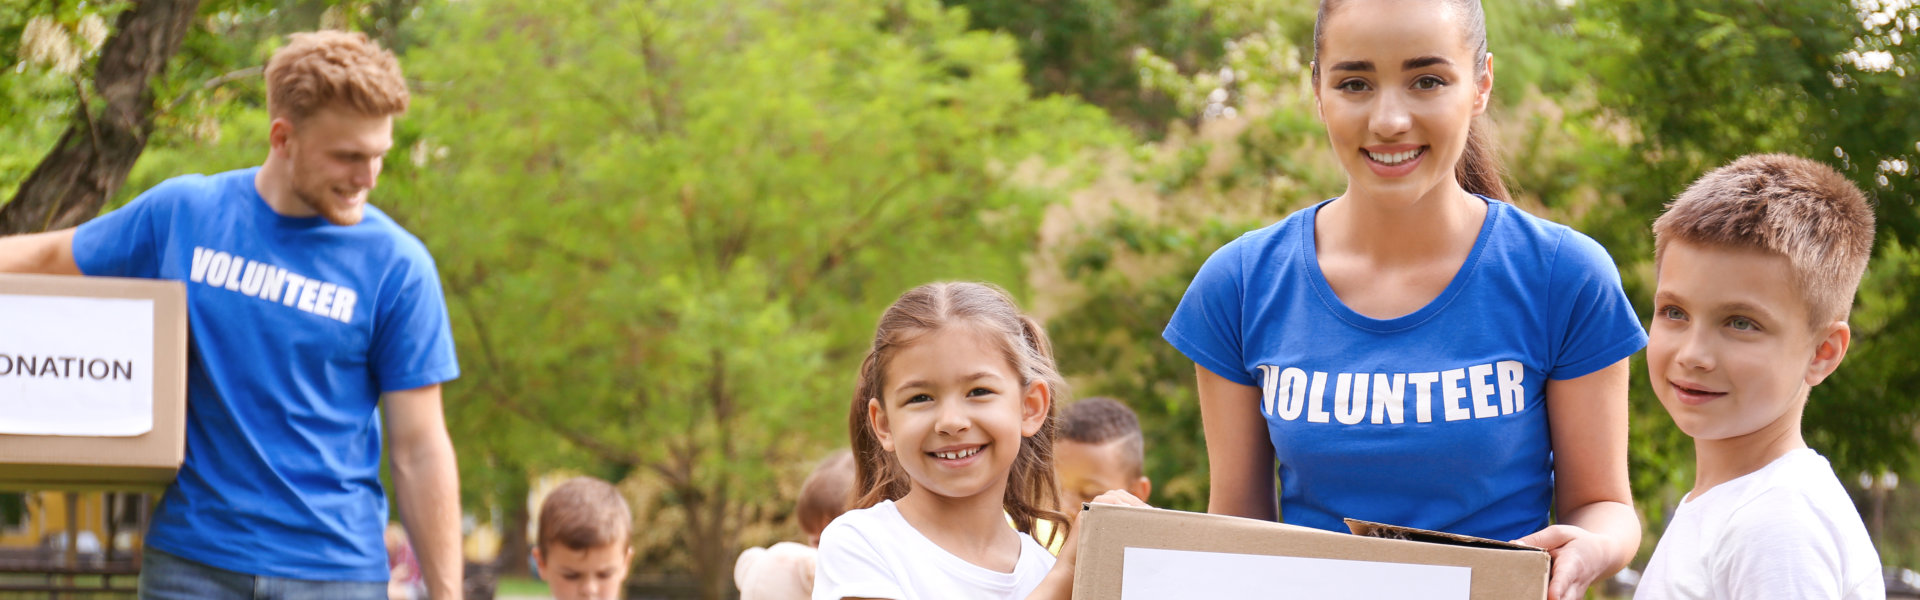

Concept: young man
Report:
left=0, top=31, right=461, bottom=599
left=1635, top=154, right=1884, bottom=599
left=535, top=477, right=634, bottom=600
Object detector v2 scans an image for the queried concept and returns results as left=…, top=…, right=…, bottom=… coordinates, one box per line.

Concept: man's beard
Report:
left=293, top=184, right=365, bottom=226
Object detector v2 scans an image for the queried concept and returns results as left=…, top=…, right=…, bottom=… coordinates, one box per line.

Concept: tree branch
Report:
left=162, top=66, right=264, bottom=117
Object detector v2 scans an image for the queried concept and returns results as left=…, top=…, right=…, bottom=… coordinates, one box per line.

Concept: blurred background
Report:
left=1, top=0, right=1916, bottom=598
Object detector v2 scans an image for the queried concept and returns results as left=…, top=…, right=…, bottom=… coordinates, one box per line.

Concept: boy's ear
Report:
left=1805, top=321, right=1852, bottom=387
left=1020, top=380, right=1051, bottom=437
left=1131, top=476, right=1153, bottom=503
left=867, top=398, right=894, bottom=452
left=532, top=547, right=546, bottom=580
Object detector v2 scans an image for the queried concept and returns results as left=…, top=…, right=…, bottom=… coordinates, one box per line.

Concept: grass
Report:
left=0, top=573, right=137, bottom=598
left=494, top=575, right=550, bottom=596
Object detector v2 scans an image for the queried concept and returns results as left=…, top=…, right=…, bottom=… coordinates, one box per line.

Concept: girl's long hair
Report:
left=847, top=282, right=1071, bottom=546
left=1311, top=0, right=1511, bottom=202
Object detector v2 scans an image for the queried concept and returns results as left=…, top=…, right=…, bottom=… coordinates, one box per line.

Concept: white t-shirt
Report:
left=736, top=541, right=817, bottom=600
left=1636, top=449, right=1884, bottom=599
left=813, top=500, right=1055, bottom=600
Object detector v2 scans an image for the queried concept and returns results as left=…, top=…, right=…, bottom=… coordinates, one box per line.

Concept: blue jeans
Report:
left=138, top=548, right=387, bottom=600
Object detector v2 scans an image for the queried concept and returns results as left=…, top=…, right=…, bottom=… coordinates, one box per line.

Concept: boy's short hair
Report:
left=1058, top=397, right=1145, bottom=478
left=796, top=450, right=856, bottom=536
left=1653, top=154, right=1876, bottom=328
left=265, top=30, right=409, bottom=121
left=537, top=477, right=631, bottom=552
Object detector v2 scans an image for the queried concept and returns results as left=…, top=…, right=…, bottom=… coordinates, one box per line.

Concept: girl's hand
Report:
left=1514, top=523, right=1620, bottom=600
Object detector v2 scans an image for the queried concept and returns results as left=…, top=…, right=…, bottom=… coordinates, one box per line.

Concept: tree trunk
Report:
left=0, top=0, right=202, bottom=235
left=497, top=483, right=531, bottom=578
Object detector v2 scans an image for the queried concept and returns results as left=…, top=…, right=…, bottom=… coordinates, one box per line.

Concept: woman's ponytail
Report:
left=1456, top=118, right=1510, bottom=202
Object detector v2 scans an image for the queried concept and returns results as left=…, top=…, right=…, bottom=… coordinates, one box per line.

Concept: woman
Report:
left=1161, top=1, right=1644, bottom=598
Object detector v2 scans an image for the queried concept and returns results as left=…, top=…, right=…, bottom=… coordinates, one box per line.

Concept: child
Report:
left=814, top=282, right=1144, bottom=600
left=384, top=523, right=426, bottom=600
left=1636, top=154, right=1884, bottom=598
left=1015, top=397, right=1155, bottom=556
left=535, top=477, right=635, bottom=600
left=1056, top=397, right=1153, bottom=511
left=734, top=450, right=857, bottom=599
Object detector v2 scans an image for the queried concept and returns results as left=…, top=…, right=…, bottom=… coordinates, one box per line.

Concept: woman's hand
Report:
left=1529, top=360, right=1639, bottom=599
left=1515, top=523, right=1626, bottom=600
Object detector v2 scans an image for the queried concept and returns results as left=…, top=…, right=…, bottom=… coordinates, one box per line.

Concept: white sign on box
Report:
left=1120, top=547, right=1472, bottom=599
left=0, top=294, right=156, bottom=436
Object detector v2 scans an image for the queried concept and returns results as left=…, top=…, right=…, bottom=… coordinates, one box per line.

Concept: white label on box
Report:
left=0, top=294, right=155, bottom=436
left=1121, top=546, right=1471, bottom=599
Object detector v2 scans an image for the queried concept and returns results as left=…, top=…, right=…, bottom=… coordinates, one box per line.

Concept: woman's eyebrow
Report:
left=1330, top=60, right=1373, bottom=72
left=1404, top=56, right=1453, bottom=69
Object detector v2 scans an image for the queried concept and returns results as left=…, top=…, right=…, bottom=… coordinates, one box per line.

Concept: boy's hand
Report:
left=1028, top=490, right=1149, bottom=600
left=1057, top=490, right=1149, bottom=566
left=1514, top=524, right=1618, bottom=600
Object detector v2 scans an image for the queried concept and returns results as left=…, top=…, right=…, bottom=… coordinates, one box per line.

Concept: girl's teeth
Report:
left=1368, top=148, right=1422, bottom=165
left=936, top=447, right=979, bottom=460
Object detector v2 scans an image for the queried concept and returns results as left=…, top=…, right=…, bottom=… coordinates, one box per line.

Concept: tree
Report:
left=1, top=0, right=430, bottom=235
left=1573, top=0, right=1920, bottom=488
left=941, top=0, right=1315, bottom=138
left=0, top=0, right=200, bottom=235
left=382, top=0, right=1120, bottom=595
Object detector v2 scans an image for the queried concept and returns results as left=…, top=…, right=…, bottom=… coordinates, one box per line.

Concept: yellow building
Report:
left=0, top=491, right=135, bottom=554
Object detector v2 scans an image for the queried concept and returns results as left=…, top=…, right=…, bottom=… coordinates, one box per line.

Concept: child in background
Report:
left=1635, top=154, right=1884, bottom=598
left=1016, top=397, right=1154, bottom=555
left=734, top=450, right=857, bottom=599
left=385, top=523, right=425, bottom=600
left=815, top=282, right=1144, bottom=600
left=1056, top=397, right=1153, bottom=511
left=535, top=477, right=635, bottom=600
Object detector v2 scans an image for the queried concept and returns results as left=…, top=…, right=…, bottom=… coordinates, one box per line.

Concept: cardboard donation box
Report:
left=0, top=273, right=187, bottom=488
left=1073, top=504, right=1549, bottom=600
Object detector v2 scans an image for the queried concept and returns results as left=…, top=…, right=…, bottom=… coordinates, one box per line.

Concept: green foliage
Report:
left=942, top=0, right=1310, bottom=137
left=0, top=1, right=127, bottom=200
left=379, top=0, right=1119, bottom=590
left=1573, top=0, right=1920, bottom=494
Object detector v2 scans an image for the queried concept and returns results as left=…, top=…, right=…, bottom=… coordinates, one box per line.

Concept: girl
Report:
left=814, top=282, right=1142, bottom=600
left=1162, top=1, right=1644, bottom=599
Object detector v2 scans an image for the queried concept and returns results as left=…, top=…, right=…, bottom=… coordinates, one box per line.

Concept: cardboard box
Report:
left=1073, top=504, right=1549, bottom=600
left=0, top=273, right=187, bottom=489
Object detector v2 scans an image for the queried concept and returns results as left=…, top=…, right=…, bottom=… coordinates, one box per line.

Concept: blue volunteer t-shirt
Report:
left=1163, top=198, right=1644, bottom=541
left=72, top=167, right=459, bottom=580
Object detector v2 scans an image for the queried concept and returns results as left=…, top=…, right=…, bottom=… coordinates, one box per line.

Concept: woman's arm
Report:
left=1196, top=363, right=1277, bottom=521
left=1517, top=358, right=1640, bottom=600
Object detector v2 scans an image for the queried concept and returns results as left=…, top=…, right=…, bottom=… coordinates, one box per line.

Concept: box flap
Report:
left=1074, top=504, right=1548, bottom=600
left=1344, top=518, right=1544, bottom=552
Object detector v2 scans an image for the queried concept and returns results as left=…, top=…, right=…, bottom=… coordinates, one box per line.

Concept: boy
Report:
left=536, top=477, right=635, bottom=600
left=1636, top=154, right=1884, bottom=598
left=1007, top=397, right=1154, bottom=555
left=734, top=450, right=855, bottom=600
left=1057, top=397, right=1153, bottom=511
